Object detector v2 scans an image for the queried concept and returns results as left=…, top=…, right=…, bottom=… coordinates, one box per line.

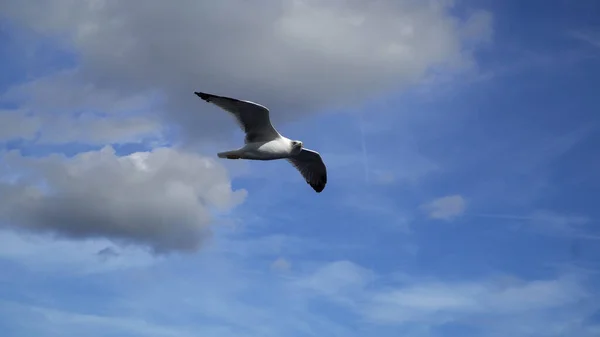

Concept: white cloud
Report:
left=0, top=0, right=493, bottom=144
left=421, top=194, right=466, bottom=220
left=0, top=146, right=246, bottom=253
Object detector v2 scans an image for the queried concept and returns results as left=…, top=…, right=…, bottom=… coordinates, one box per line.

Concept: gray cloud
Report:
left=0, top=110, right=40, bottom=141
left=37, top=115, right=161, bottom=145
left=0, top=146, right=246, bottom=253
left=97, top=246, right=120, bottom=260
left=0, top=0, right=493, bottom=144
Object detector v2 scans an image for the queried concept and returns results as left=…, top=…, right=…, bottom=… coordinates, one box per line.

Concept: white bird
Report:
left=194, top=91, right=327, bottom=193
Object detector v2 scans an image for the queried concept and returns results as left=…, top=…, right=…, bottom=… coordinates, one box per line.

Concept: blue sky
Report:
left=0, top=1, right=599, bottom=336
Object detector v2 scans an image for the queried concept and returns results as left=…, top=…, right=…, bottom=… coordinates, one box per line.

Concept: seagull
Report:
left=194, top=91, right=327, bottom=193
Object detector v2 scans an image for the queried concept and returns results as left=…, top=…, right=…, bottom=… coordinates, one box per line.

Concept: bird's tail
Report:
left=217, top=150, right=242, bottom=159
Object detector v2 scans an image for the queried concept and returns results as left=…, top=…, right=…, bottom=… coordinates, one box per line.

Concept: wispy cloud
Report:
left=0, top=230, right=158, bottom=274
left=421, top=195, right=467, bottom=221
left=0, top=300, right=198, bottom=337
left=472, top=210, right=598, bottom=239
left=271, top=257, right=292, bottom=272
left=337, top=192, right=412, bottom=232
left=569, top=30, right=600, bottom=48
left=292, top=260, right=598, bottom=335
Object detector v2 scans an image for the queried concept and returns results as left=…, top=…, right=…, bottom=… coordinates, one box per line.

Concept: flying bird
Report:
left=194, top=91, right=327, bottom=193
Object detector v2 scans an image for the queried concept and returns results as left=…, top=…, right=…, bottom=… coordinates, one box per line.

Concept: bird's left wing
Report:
left=287, top=148, right=327, bottom=193
left=194, top=91, right=281, bottom=143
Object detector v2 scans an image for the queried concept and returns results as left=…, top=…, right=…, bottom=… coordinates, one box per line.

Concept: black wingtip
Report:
left=194, top=91, right=211, bottom=101
left=310, top=177, right=327, bottom=193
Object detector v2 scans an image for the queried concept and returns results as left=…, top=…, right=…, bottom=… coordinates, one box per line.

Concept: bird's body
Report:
left=218, top=137, right=297, bottom=161
left=194, top=91, right=327, bottom=193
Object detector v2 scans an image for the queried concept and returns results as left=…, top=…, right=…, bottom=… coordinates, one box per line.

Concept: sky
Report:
left=0, top=0, right=599, bottom=336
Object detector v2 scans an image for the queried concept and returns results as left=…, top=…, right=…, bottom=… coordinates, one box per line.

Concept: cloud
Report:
left=461, top=9, right=494, bottom=44
left=0, top=146, right=246, bottom=253
left=528, top=210, right=591, bottom=236
left=474, top=210, right=596, bottom=239
left=336, top=192, right=412, bottom=232
left=421, top=194, right=466, bottom=220
left=36, top=115, right=161, bottom=145
left=0, top=0, right=493, bottom=144
left=97, top=246, right=120, bottom=260
left=271, top=257, right=292, bottom=272
left=1, top=72, right=163, bottom=145
left=0, top=110, right=40, bottom=141
left=294, top=260, right=597, bottom=335
left=569, top=30, right=600, bottom=48
left=295, top=260, right=374, bottom=297
left=371, top=170, right=396, bottom=185
left=0, top=230, right=157, bottom=274
left=0, top=300, right=198, bottom=337
left=362, top=275, right=587, bottom=325
left=2, top=231, right=598, bottom=337
left=0, top=243, right=359, bottom=337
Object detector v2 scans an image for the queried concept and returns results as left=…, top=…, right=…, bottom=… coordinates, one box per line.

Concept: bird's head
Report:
left=291, top=140, right=303, bottom=154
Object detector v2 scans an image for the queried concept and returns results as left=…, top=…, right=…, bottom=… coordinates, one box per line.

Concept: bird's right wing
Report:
left=287, top=148, right=327, bottom=193
left=194, top=91, right=281, bottom=143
